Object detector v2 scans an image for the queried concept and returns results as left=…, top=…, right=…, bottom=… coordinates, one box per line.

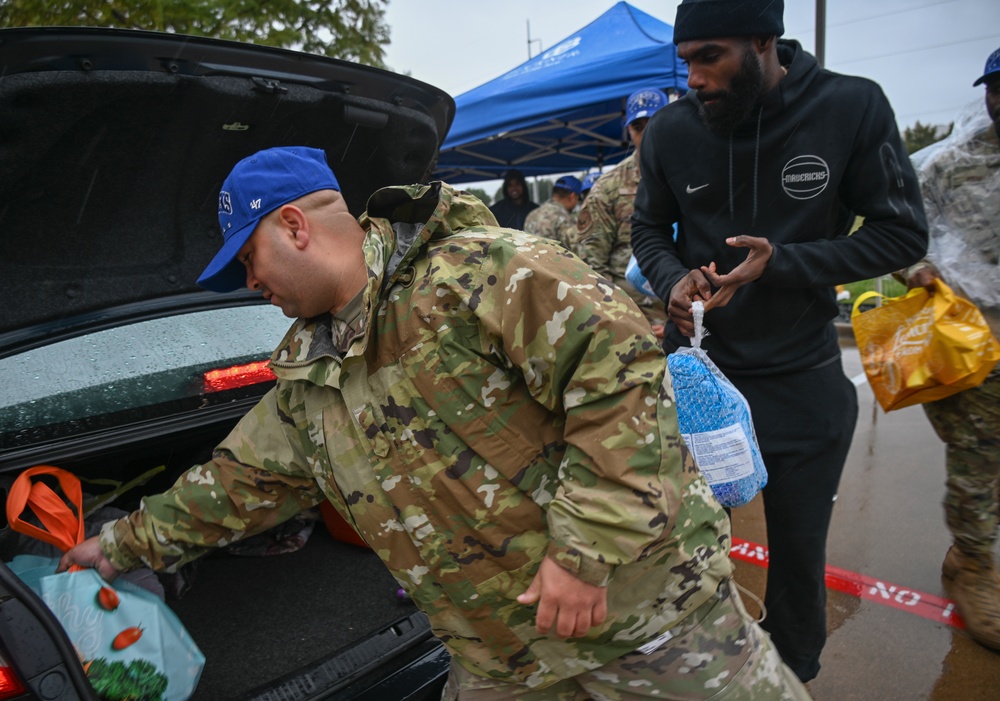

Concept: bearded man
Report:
left=630, top=0, right=928, bottom=683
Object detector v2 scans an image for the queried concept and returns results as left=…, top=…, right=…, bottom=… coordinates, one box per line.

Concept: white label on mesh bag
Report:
left=682, top=424, right=756, bottom=485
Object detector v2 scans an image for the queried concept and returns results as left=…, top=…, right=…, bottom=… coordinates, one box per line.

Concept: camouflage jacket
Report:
left=918, top=124, right=999, bottom=338
left=101, top=183, right=732, bottom=688
left=576, top=155, right=666, bottom=327
left=523, top=198, right=578, bottom=249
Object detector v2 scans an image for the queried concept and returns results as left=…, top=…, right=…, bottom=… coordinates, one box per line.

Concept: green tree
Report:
left=465, top=187, right=492, bottom=206
left=903, top=120, right=953, bottom=155
left=0, top=0, right=390, bottom=66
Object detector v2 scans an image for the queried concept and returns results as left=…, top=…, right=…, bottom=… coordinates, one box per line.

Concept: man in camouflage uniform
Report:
left=577, top=88, right=669, bottom=336
left=905, top=46, right=1000, bottom=652
left=61, top=147, right=810, bottom=700
left=523, top=175, right=581, bottom=249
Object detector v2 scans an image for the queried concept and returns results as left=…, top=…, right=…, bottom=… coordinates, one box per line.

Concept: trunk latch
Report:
left=252, top=76, right=289, bottom=94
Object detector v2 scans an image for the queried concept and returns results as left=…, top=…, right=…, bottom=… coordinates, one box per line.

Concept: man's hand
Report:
left=907, top=266, right=939, bottom=292
left=701, top=235, right=774, bottom=311
left=667, top=270, right=713, bottom=336
left=517, top=557, right=608, bottom=638
left=57, top=536, right=121, bottom=582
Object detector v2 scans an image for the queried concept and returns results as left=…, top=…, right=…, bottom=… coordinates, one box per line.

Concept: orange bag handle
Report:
left=6, top=465, right=86, bottom=554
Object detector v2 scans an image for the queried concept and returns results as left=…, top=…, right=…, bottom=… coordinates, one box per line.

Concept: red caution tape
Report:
left=730, top=537, right=965, bottom=630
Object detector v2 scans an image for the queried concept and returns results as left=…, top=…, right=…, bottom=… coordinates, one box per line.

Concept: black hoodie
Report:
left=489, top=171, right=539, bottom=230
left=632, top=40, right=928, bottom=376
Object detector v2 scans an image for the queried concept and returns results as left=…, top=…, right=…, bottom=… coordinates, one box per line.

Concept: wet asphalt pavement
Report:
left=729, top=332, right=1000, bottom=701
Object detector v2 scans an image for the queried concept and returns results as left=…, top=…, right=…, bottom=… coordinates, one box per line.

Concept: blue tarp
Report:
left=433, top=2, right=687, bottom=184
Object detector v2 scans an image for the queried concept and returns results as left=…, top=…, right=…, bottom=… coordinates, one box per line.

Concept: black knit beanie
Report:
left=673, top=0, right=785, bottom=44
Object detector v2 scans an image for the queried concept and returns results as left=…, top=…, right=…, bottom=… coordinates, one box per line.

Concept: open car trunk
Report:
left=0, top=27, right=455, bottom=700
left=2, top=417, right=449, bottom=701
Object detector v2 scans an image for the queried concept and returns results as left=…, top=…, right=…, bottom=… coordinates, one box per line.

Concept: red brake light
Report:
left=0, top=651, right=26, bottom=699
left=203, top=360, right=276, bottom=393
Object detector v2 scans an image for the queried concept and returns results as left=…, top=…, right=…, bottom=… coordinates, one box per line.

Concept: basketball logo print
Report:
left=781, top=155, right=830, bottom=200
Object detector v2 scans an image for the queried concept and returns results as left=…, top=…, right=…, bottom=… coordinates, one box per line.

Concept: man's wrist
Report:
left=545, top=543, right=613, bottom=587
left=100, top=519, right=140, bottom=573
left=903, top=260, right=937, bottom=280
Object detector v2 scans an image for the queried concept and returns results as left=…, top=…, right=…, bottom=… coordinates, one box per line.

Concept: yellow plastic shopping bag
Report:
left=851, top=279, right=1000, bottom=411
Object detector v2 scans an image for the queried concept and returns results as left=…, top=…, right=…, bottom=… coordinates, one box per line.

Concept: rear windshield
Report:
left=0, top=306, right=290, bottom=452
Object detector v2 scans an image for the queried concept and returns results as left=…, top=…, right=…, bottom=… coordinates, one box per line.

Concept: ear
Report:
left=276, top=204, right=311, bottom=250
left=755, top=35, right=777, bottom=54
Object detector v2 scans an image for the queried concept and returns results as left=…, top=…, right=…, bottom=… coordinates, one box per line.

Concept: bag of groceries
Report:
left=6, top=465, right=204, bottom=701
left=851, top=279, right=1000, bottom=411
left=667, top=302, right=768, bottom=508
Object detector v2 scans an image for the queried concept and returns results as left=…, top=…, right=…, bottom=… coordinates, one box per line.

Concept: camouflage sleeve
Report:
left=558, top=214, right=581, bottom=251
left=575, top=179, right=618, bottom=278
left=522, top=208, right=541, bottom=236
left=476, top=235, right=677, bottom=586
left=100, top=385, right=326, bottom=573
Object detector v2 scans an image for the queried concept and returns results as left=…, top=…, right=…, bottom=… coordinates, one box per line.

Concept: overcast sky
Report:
left=384, top=0, right=999, bottom=132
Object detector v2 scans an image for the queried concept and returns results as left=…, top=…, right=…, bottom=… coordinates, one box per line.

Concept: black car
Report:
left=0, top=26, right=455, bottom=701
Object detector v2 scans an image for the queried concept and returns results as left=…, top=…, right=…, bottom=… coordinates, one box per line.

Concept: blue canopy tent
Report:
left=433, top=2, right=687, bottom=184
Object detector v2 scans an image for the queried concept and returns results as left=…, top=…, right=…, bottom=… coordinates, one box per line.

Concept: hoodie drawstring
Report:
left=752, top=106, right=763, bottom=227
left=727, top=106, right=765, bottom=228
left=728, top=134, right=735, bottom=221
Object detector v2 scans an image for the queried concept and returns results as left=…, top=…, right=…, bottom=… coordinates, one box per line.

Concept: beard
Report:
left=697, top=45, right=768, bottom=136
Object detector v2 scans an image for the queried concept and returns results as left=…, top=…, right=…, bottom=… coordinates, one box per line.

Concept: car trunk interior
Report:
left=1, top=413, right=425, bottom=701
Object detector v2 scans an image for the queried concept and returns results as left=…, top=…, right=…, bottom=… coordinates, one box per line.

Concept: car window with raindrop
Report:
left=0, top=306, right=291, bottom=450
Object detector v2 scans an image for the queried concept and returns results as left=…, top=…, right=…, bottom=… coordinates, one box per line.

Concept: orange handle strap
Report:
left=6, top=465, right=86, bottom=553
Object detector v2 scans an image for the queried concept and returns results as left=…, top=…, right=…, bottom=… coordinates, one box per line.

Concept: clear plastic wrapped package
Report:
left=911, top=100, right=1000, bottom=323
left=667, top=302, right=767, bottom=508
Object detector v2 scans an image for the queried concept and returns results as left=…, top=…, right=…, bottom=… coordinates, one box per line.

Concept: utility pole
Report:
left=527, top=20, right=542, bottom=59
left=815, top=0, right=826, bottom=68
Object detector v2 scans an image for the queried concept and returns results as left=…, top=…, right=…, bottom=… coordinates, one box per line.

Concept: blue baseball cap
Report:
left=581, top=172, right=601, bottom=192
left=197, top=146, right=341, bottom=292
left=973, top=46, right=1000, bottom=87
left=554, top=175, right=582, bottom=195
left=625, top=88, right=669, bottom=127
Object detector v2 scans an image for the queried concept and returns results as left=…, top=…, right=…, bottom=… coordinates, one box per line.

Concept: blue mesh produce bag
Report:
left=667, top=302, right=767, bottom=507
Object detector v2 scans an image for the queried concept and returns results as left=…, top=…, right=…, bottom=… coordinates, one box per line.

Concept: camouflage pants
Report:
left=440, top=579, right=811, bottom=701
left=923, top=369, right=1000, bottom=559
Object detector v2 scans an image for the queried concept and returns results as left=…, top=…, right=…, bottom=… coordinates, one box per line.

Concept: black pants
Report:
left=730, top=357, right=858, bottom=683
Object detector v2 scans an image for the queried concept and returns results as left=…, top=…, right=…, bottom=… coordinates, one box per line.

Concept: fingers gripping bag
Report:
left=666, top=302, right=767, bottom=508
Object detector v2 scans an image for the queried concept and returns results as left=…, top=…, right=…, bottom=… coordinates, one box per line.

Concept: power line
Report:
left=789, top=0, right=962, bottom=36
left=897, top=102, right=978, bottom=125
left=831, top=33, right=997, bottom=67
